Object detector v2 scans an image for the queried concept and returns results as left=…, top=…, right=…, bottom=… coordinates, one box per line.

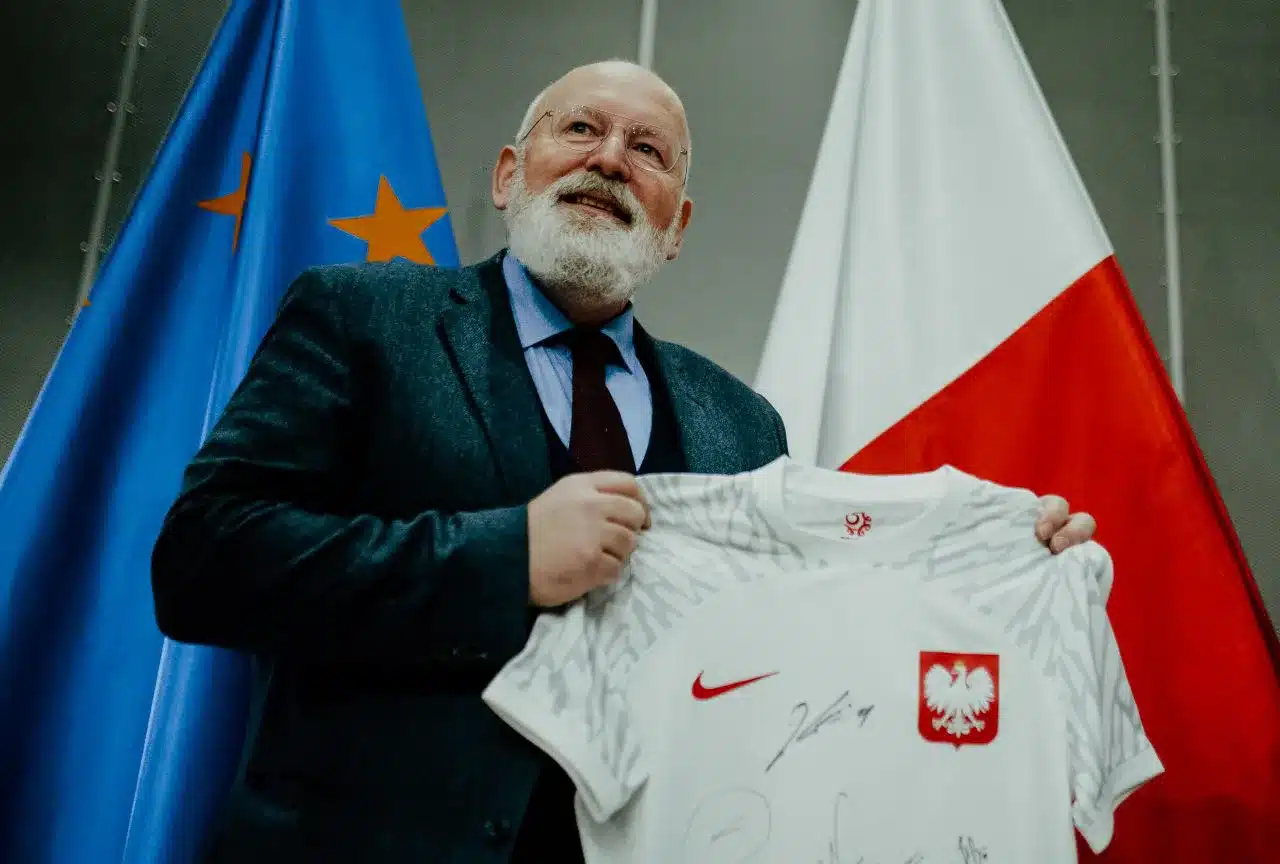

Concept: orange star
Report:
left=198, top=151, right=252, bottom=251
left=328, top=176, right=447, bottom=264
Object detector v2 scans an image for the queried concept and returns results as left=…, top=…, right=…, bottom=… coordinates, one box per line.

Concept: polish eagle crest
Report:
left=923, top=658, right=996, bottom=738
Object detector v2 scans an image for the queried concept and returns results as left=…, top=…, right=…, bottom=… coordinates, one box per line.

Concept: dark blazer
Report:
left=151, top=251, right=788, bottom=863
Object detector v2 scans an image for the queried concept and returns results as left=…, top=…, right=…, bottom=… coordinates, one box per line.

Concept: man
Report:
left=151, top=60, right=1096, bottom=863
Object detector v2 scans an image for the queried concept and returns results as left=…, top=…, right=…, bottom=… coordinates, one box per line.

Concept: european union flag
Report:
left=0, top=1, right=457, bottom=861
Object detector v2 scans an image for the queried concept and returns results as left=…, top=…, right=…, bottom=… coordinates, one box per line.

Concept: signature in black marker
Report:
left=818, top=791, right=851, bottom=864
left=766, top=690, right=874, bottom=772
left=681, top=787, right=772, bottom=863
left=818, top=790, right=924, bottom=864
left=957, top=835, right=988, bottom=863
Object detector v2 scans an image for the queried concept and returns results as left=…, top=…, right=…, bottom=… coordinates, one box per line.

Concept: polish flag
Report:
left=755, top=1, right=1280, bottom=860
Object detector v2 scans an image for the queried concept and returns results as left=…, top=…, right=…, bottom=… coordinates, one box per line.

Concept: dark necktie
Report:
left=511, top=327, right=632, bottom=863
left=563, top=326, right=636, bottom=474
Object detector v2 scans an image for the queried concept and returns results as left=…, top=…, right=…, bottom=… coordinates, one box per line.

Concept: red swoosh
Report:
left=691, top=671, right=778, bottom=701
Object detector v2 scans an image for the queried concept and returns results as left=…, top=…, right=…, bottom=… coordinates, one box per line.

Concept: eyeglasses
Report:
left=519, top=105, right=689, bottom=181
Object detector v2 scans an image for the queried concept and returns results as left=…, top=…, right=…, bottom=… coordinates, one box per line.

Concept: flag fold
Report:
left=756, top=1, right=1280, bottom=860
left=0, top=1, right=456, bottom=861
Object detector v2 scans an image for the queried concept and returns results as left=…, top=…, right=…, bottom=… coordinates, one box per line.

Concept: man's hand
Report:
left=527, top=471, right=651, bottom=608
left=1034, top=495, right=1097, bottom=554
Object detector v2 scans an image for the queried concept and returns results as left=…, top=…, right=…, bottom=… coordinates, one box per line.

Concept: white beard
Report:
left=502, top=161, right=681, bottom=313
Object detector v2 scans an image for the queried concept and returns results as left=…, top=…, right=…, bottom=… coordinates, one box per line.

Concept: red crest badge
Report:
left=918, top=651, right=1000, bottom=747
left=844, top=512, right=872, bottom=537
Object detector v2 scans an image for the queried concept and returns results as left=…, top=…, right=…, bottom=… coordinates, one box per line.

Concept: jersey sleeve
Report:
left=481, top=584, right=646, bottom=823
left=1064, top=544, right=1165, bottom=853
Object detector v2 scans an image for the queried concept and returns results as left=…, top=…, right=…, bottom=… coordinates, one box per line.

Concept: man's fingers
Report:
left=599, top=522, right=640, bottom=562
left=1071, top=511, right=1098, bottom=540
left=589, top=471, right=649, bottom=529
left=589, top=471, right=644, bottom=498
left=596, top=547, right=625, bottom=576
left=1049, top=512, right=1097, bottom=553
left=1035, top=494, right=1070, bottom=542
left=599, top=494, right=649, bottom=531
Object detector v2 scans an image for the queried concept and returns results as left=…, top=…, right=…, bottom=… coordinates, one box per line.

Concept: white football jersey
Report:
left=483, top=457, right=1163, bottom=862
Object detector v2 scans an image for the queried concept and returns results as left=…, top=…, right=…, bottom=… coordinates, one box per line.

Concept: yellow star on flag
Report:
left=198, top=151, right=252, bottom=251
left=328, top=176, right=448, bottom=264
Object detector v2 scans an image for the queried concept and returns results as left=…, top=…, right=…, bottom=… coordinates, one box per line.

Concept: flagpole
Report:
left=72, top=0, right=151, bottom=321
left=1153, top=0, right=1185, bottom=402
left=638, top=0, right=658, bottom=69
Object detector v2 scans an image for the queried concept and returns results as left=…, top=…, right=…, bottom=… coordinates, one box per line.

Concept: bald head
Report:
left=516, top=60, right=691, bottom=168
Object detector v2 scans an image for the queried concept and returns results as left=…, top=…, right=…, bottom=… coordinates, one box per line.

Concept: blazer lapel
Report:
left=438, top=253, right=552, bottom=501
left=640, top=327, right=746, bottom=475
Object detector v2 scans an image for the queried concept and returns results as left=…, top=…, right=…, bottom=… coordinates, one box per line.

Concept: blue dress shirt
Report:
left=501, top=252, right=652, bottom=467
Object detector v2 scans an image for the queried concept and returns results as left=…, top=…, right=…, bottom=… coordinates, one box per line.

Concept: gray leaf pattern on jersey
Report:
left=911, top=484, right=1155, bottom=822
left=497, top=471, right=808, bottom=793
left=492, top=466, right=1155, bottom=818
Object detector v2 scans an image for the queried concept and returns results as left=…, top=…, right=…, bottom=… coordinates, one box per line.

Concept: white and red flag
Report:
left=755, top=1, right=1280, bottom=860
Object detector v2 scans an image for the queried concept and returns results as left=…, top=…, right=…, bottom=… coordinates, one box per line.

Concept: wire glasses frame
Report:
left=518, top=105, right=689, bottom=184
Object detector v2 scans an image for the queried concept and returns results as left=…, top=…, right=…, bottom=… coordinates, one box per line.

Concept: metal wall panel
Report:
left=1174, top=0, right=1280, bottom=621
left=635, top=0, right=855, bottom=381
left=403, top=0, right=643, bottom=262
left=0, top=0, right=228, bottom=460
left=0, top=0, right=132, bottom=460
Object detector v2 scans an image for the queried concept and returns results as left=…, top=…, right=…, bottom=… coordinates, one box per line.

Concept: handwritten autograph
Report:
left=684, top=784, right=989, bottom=863
left=819, top=791, right=925, bottom=864
left=957, top=836, right=989, bottom=863
left=681, top=787, right=773, bottom=863
left=766, top=689, right=875, bottom=773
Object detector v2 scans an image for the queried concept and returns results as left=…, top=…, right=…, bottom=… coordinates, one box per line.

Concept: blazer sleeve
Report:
left=150, top=268, right=531, bottom=666
left=771, top=402, right=790, bottom=457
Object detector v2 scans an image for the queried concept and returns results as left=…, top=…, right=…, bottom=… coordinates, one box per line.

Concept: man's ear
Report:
left=492, top=145, right=519, bottom=210
left=666, top=196, right=695, bottom=261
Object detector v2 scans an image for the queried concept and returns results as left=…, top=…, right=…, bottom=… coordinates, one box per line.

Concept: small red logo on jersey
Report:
left=918, top=651, right=1000, bottom=747
left=844, top=512, right=872, bottom=537
left=692, top=671, right=777, bottom=701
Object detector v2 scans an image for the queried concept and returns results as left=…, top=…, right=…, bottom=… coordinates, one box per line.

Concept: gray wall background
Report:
left=1, top=0, right=1276, bottom=625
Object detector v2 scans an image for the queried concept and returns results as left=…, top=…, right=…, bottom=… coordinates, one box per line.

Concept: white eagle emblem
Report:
left=923, top=659, right=995, bottom=738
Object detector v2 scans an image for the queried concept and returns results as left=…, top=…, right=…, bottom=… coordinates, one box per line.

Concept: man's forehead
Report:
left=543, top=67, right=686, bottom=135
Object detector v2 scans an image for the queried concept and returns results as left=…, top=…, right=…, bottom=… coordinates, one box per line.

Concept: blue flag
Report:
left=0, top=1, right=457, bottom=860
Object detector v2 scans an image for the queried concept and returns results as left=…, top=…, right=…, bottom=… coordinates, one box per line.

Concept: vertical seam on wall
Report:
left=72, top=0, right=152, bottom=322
left=1153, top=0, right=1185, bottom=402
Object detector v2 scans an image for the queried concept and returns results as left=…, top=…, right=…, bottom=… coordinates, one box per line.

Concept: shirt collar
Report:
left=501, top=251, right=640, bottom=371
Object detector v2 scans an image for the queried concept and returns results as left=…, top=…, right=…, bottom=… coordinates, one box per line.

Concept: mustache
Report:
left=546, top=172, right=640, bottom=224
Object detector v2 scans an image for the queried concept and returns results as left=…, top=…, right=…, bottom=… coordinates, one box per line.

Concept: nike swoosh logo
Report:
left=691, top=671, right=778, bottom=701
